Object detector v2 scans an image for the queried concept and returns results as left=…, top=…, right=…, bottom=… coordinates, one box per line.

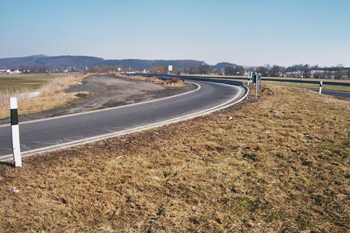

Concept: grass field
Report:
left=0, top=74, right=62, bottom=93
left=262, top=81, right=350, bottom=92
left=251, top=80, right=350, bottom=92
left=0, top=73, right=86, bottom=119
left=0, top=84, right=349, bottom=232
left=259, top=76, right=350, bottom=83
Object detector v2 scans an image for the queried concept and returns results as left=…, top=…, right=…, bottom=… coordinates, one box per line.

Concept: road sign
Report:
left=253, top=73, right=261, bottom=84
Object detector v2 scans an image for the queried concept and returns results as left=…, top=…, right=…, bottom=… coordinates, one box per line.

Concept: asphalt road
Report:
left=0, top=80, right=248, bottom=160
left=308, top=88, right=350, bottom=99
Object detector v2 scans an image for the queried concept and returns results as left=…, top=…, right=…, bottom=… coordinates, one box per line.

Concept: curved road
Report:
left=0, top=79, right=248, bottom=160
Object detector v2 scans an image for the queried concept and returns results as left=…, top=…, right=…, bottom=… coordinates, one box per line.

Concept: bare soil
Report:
left=0, top=74, right=196, bottom=124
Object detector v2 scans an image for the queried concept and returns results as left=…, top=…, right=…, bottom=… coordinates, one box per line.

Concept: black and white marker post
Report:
left=247, top=72, right=251, bottom=85
left=255, top=73, right=258, bottom=98
left=252, top=72, right=261, bottom=98
left=10, top=97, right=22, bottom=167
left=319, top=81, right=323, bottom=94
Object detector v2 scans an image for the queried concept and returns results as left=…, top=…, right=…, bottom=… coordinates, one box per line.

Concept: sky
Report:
left=0, top=0, right=349, bottom=67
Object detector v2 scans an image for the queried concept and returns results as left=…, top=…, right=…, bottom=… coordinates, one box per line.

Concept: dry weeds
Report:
left=0, top=85, right=349, bottom=232
left=119, top=74, right=186, bottom=87
left=0, top=74, right=88, bottom=119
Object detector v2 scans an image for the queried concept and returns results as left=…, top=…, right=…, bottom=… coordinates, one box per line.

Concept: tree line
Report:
left=252, top=64, right=350, bottom=79
left=13, top=63, right=350, bottom=80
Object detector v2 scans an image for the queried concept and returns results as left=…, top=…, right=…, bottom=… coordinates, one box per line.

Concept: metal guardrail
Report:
left=179, top=75, right=245, bottom=87
left=134, top=73, right=249, bottom=98
left=261, top=78, right=350, bottom=86
left=134, top=73, right=350, bottom=87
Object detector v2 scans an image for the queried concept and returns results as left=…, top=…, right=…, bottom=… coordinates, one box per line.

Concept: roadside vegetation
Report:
left=119, top=74, right=186, bottom=87
left=259, top=76, right=350, bottom=92
left=261, top=81, right=350, bottom=92
left=1, top=84, right=349, bottom=232
left=0, top=74, right=86, bottom=119
left=0, top=74, right=58, bottom=93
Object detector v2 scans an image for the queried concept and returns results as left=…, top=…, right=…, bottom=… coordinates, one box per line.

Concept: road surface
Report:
left=308, top=88, right=350, bottom=99
left=0, top=79, right=248, bottom=160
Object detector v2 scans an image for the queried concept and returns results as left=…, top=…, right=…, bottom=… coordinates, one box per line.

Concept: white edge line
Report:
left=0, top=82, right=248, bottom=161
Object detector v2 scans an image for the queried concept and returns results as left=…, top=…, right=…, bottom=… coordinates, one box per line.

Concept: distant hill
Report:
left=26, top=54, right=49, bottom=58
left=0, top=55, right=104, bottom=70
left=213, top=62, right=237, bottom=69
left=0, top=55, right=205, bottom=70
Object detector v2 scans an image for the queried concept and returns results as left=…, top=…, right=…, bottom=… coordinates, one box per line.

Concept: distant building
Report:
left=0, top=69, right=21, bottom=74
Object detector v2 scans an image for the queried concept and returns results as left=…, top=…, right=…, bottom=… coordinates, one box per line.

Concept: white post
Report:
left=255, top=74, right=258, bottom=98
left=319, top=81, right=323, bottom=94
left=10, top=97, right=22, bottom=167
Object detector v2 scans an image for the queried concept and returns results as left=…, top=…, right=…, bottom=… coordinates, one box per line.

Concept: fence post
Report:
left=319, top=81, right=323, bottom=94
left=10, top=97, right=22, bottom=167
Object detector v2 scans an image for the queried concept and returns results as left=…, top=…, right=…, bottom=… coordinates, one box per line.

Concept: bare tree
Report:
left=256, top=66, right=268, bottom=76
left=224, top=66, right=235, bottom=75
left=149, top=65, right=167, bottom=74
left=199, top=64, right=212, bottom=74
left=269, top=65, right=284, bottom=77
left=224, top=66, right=245, bottom=76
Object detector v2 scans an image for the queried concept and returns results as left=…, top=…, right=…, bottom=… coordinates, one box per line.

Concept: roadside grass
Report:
left=119, top=74, right=186, bottom=87
left=1, top=84, right=349, bottom=232
left=260, top=76, right=350, bottom=83
left=262, top=81, right=350, bottom=92
left=0, top=74, right=59, bottom=93
left=0, top=74, right=87, bottom=119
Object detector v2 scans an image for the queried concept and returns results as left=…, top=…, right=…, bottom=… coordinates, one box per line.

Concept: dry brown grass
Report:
left=119, top=74, right=186, bottom=87
left=0, top=74, right=88, bottom=119
left=0, top=84, right=349, bottom=232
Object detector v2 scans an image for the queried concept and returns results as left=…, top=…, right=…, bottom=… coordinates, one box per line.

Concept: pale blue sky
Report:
left=0, top=0, right=349, bottom=67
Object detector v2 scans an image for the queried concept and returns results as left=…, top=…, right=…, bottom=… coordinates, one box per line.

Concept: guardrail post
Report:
left=319, top=81, right=323, bottom=94
left=10, top=97, right=22, bottom=167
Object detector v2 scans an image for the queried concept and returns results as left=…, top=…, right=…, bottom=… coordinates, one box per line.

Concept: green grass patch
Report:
left=0, top=74, right=61, bottom=93
left=0, top=73, right=86, bottom=119
left=263, top=81, right=350, bottom=92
